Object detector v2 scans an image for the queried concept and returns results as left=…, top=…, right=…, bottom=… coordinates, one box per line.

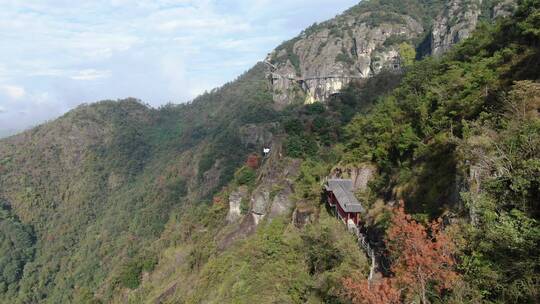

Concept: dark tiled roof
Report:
left=325, top=179, right=364, bottom=213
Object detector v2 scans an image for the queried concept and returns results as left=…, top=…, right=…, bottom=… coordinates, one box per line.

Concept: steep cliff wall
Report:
left=431, top=0, right=483, bottom=56
left=430, top=0, right=516, bottom=57
left=267, top=0, right=517, bottom=106
left=267, top=10, right=424, bottom=107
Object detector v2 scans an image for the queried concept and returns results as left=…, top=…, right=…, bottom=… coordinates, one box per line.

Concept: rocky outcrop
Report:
left=249, top=142, right=301, bottom=220
left=219, top=139, right=301, bottom=249
left=431, top=0, right=517, bottom=57
left=431, top=0, right=483, bottom=57
left=492, top=0, right=518, bottom=18
left=266, top=12, right=424, bottom=107
left=331, top=163, right=377, bottom=192
left=266, top=0, right=518, bottom=106
left=239, top=123, right=277, bottom=149
left=226, top=186, right=248, bottom=223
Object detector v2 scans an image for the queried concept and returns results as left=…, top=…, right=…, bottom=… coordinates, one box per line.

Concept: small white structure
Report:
left=263, top=147, right=270, bottom=157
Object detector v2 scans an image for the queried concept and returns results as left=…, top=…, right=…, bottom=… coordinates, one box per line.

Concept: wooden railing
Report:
left=348, top=221, right=377, bottom=283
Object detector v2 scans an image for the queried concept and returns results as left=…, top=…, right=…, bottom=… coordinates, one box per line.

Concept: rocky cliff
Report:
left=431, top=0, right=517, bottom=56
left=266, top=9, right=424, bottom=107
left=266, top=0, right=516, bottom=106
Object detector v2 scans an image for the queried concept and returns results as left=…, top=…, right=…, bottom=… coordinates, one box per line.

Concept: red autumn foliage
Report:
left=343, top=202, right=458, bottom=304
left=213, top=196, right=223, bottom=205
left=246, top=154, right=260, bottom=169
left=343, top=277, right=400, bottom=304
left=387, top=203, right=458, bottom=303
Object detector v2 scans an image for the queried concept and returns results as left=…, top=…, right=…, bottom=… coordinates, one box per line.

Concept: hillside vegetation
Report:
left=121, top=1, right=539, bottom=303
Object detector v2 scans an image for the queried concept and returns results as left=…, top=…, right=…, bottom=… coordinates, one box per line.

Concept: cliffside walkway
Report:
left=349, top=224, right=378, bottom=283
left=264, top=60, right=365, bottom=82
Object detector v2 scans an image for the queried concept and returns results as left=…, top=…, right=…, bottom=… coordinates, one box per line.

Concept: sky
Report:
left=0, top=0, right=359, bottom=137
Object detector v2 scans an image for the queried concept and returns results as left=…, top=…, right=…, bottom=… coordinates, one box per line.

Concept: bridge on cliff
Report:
left=264, top=60, right=365, bottom=82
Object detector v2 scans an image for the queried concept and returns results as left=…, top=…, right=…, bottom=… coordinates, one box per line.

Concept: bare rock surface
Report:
left=266, top=11, right=424, bottom=106
left=226, top=186, right=248, bottom=223
left=431, top=0, right=483, bottom=57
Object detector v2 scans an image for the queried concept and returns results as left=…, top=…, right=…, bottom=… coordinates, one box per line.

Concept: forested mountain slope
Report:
left=129, top=1, right=539, bottom=302
left=0, top=0, right=538, bottom=303
left=0, top=64, right=276, bottom=302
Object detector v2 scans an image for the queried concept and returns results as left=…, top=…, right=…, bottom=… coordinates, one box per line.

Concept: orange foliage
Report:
left=343, top=277, right=400, bottom=304
left=246, top=154, right=260, bottom=169
left=343, top=202, right=458, bottom=304
left=387, top=203, right=458, bottom=303
left=213, top=196, right=223, bottom=205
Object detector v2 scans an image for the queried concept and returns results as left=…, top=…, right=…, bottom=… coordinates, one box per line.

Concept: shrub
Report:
left=117, top=254, right=158, bottom=289
left=245, top=154, right=260, bottom=170
left=335, top=52, right=355, bottom=65
left=235, top=166, right=256, bottom=186
left=118, top=261, right=142, bottom=289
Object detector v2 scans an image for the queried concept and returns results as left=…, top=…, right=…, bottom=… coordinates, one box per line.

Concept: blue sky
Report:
left=0, top=0, right=359, bottom=137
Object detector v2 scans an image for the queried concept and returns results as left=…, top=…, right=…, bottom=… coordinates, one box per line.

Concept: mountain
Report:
left=1, top=0, right=539, bottom=303
left=0, top=129, right=18, bottom=140
left=0, top=64, right=276, bottom=302
left=266, top=0, right=515, bottom=106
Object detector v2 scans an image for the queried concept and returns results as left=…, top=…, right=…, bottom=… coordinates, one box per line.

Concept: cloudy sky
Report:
left=0, top=0, right=359, bottom=137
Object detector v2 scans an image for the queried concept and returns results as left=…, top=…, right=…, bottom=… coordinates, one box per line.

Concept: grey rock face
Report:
left=331, top=163, right=377, bottom=192
left=493, top=0, right=517, bottom=18
left=430, top=0, right=517, bottom=56
left=431, top=0, right=483, bottom=57
left=292, top=208, right=314, bottom=228
left=266, top=0, right=518, bottom=106
left=266, top=12, right=423, bottom=106
left=239, top=123, right=277, bottom=149
left=269, top=184, right=295, bottom=218
left=245, top=140, right=301, bottom=224
left=251, top=190, right=270, bottom=215
left=226, top=186, right=248, bottom=223
left=350, top=164, right=377, bottom=192
left=249, top=156, right=301, bottom=220
left=218, top=141, right=301, bottom=250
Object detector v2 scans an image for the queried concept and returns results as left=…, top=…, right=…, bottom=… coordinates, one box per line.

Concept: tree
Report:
left=398, top=42, right=415, bottom=67
left=343, top=203, right=458, bottom=304
left=302, top=227, right=343, bottom=275
left=386, top=202, right=458, bottom=303
left=343, top=277, right=400, bottom=304
left=246, top=154, right=260, bottom=170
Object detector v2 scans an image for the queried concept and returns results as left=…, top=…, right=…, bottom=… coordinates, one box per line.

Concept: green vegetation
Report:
left=345, top=0, right=446, bottom=29
left=234, top=166, right=257, bottom=186
left=144, top=210, right=367, bottom=303
left=0, top=64, right=278, bottom=303
left=335, top=52, right=355, bottom=65
left=0, top=202, right=34, bottom=300
left=398, top=42, right=416, bottom=66
left=117, top=254, right=157, bottom=289
left=271, top=38, right=302, bottom=75
left=383, top=34, right=409, bottom=46
left=338, top=1, right=540, bottom=301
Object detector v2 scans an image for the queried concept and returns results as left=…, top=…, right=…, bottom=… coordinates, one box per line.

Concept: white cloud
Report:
left=71, top=69, right=112, bottom=81
left=156, top=18, right=250, bottom=33
left=0, top=85, right=26, bottom=99
left=0, top=105, right=6, bottom=113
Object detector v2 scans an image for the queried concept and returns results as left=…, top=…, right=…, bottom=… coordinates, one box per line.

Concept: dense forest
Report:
left=0, top=0, right=538, bottom=303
